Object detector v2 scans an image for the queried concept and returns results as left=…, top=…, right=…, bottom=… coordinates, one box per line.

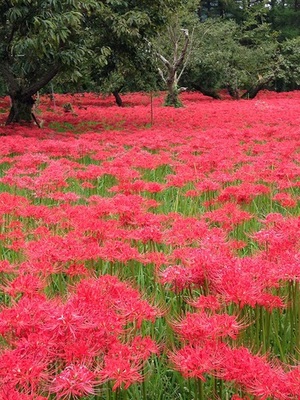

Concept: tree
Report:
left=153, top=25, right=191, bottom=107
left=148, top=1, right=198, bottom=107
left=85, top=0, right=180, bottom=106
left=0, top=0, right=180, bottom=124
left=87, top=34, right=160, bottom=107
left=182, top=16, right=282, bottom=99
left=274, top=37, right=300, bottom=91
left=196, top=0, right=300, bottom=40
left=0, top=1, right=101, bottom=125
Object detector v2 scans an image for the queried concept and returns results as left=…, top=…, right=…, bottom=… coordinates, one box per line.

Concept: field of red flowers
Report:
left=0, top=90, right=299, bottom=399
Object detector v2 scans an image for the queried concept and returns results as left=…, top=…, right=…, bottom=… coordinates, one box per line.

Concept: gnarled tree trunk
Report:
left=227, top=84, right=240, bottom=100
left=193, top=84, right=221, bottom=100
left=241, top=81, right=267, bottom=99
left=1, top=62, right=60, bottom=126
left=6, top=94, right=35, bottom=125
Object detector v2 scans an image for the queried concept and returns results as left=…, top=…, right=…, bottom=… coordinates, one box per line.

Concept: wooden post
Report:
left=150, top=91, right=154, bottom=126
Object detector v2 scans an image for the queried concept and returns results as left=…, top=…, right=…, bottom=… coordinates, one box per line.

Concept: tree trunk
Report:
left=193, top=84, right=221, bottom=100
left=164, top=80, right=183, bottom=107
left=6, top=94, right=35, bottom=125
left=227, top=84, right=240, bottom=99
left=241, top=81, right=266, bottom=99
left=1, top=63, right=60, bottom=126
left=112, top=90, right=123, bottom=107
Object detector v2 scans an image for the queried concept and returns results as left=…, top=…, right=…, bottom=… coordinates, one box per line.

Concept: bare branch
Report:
left=157, top=53, right=172, bottom=70
left=145, top=38, right=172, bottom=70
left=177, top=27, right=194, bottom=82
left=173, top=29, right=189, bottom=71
left=158, top=67, right=166, bottom=83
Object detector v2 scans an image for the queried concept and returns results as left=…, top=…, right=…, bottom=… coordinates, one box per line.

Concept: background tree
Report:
left=151, top=23, right=191, bottom=107
left=1, top=0, right=299, bottom=117
left=181, top=12, right=292, bottom=99
left=148, top=1, right=199, bottom=107
left=77, top=0, right=180, bottom=105
left=274, top=36, right=300, bottom=91
left=87, top=38, right=160, bottom=106
left=197, top=0, right=300, bottom=38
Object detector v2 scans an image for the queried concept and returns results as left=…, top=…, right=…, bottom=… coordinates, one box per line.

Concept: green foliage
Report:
left=198, top=0, right=300, bottom=39
left=269, top=8, right=300, bottom=39
left=84, top=0, right=181, bottom=96
left=0, top=0, right=181, bottom=102
left=0, top=1, right=99, bottom=86
left=0, top=0, right=299, bottom=106
left=275, top=37, right=300, bottom=90
left=89, top=42, right=160, bottom=95
left=182, top=18, right=282, bottom=97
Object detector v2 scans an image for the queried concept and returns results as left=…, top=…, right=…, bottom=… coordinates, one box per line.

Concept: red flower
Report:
left=169, top=341, right=226, bottom=380
left=172, top=311, right=244, bottom=343
left=49, top=364, right=96, bottom=399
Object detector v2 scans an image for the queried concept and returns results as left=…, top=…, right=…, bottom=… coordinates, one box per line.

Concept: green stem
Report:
left=107, top=382, right=112, bottom=400
left=262, top=309, right=271, bottom=353
left=272, top=309, right=286, bottom=362
left=197, top=378, right=204, bottom=400
left=142, top=378, right=146, bottom=400
left=255, top=304, right=261, bottom=350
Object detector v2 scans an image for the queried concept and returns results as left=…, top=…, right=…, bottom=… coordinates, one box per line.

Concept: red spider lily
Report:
left=286, top=366, right=300, bottom=397
left=0, top=295, right=57, bottom=339
left=172, top=311, right=245, bottom=343
left=0, top=260, right=16, bottom=273
left=210, top=256, right=286, bottom=310
left=220, top=346, right=290, bottom=400
left=194, top=179, right=221, bottom=193
left=71, top=275, right=161, bottom=325
left=98, top=343, right=144, bottom=390
left=187, top=294, right=222, bottom=312
left=49, top=364, right=96, bottom=399
left=0, top=90, right=299, bottom=399
left=204, top=202, right=253, bottom=230
left=0, top=384, right=48, bottom=399
left=0, top=275, right=160, bottom=394
left=169, top=341, right=227, bottom=380
left=217, top=183, right=270, bottom=204
left=159, top=264, right=205, bottom=292
left=272, top=192, right=297, bottom=208
left=0, top=348, right=50, bottom=394
left=163, top=214, right=209, bottom=246
left=129, top=336, right=160, bottom=361
left=0, top=273, right=46, bottom=297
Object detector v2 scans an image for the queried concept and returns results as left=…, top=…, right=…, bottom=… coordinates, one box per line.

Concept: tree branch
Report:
left=158, top=67, right=166, bottom=83
left=173, top=29, right=189, bottom=70
left=22, top=65, right=60, bottom=98
left=177, top=27, right=194, bottom=82
left=156, top=53, right=172, bottom=71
